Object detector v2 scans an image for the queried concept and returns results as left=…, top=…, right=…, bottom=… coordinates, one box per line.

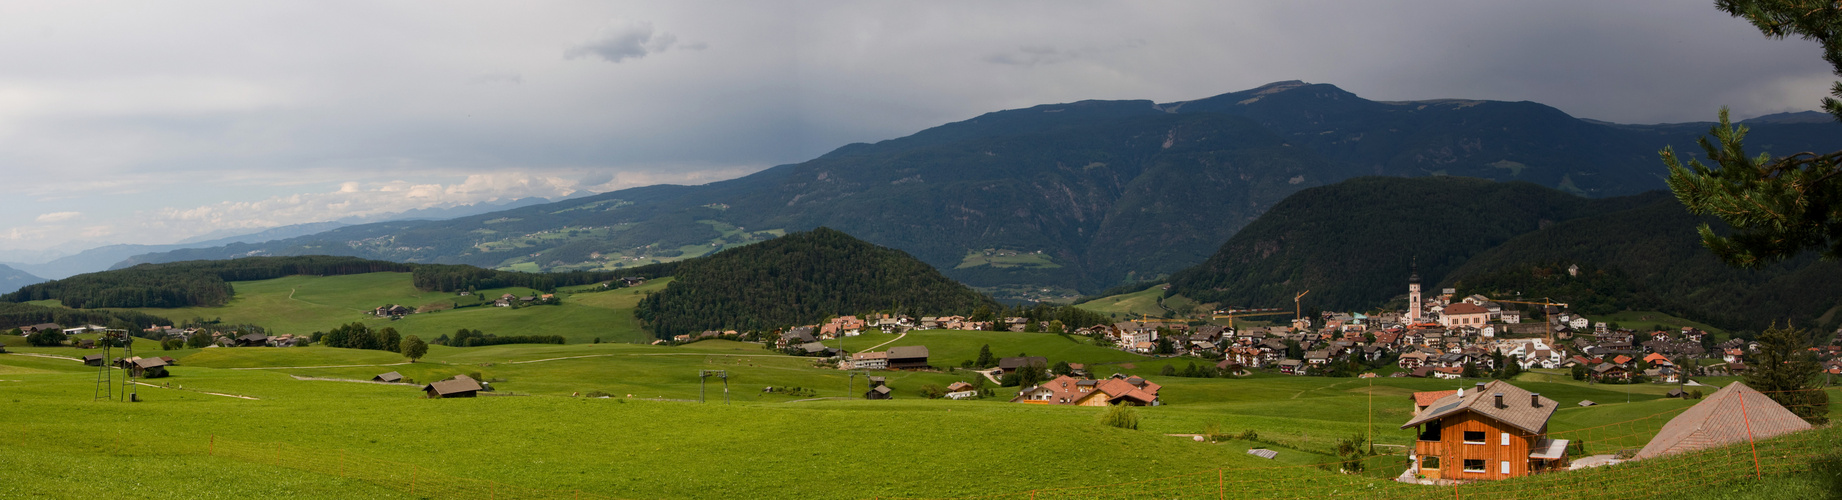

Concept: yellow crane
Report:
left=1133, top=313, right=1187, bottom=324
left=1212, top=310, right=1291, bottom=329
left=1294, top=290, right=1311, bottom=321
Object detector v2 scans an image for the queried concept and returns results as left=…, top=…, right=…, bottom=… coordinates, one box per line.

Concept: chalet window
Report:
left=1421, top=456, right=1440, bottom=470
left=1463, top=431, right=1486, bottom=444
left=1500, top=461, right=1510, bottom=475
left=1419, top=420, right=1442, bottom=441
left=1463, top=459, right=1486, bottom=473
left=1501, top=433, right=1511, bottom=446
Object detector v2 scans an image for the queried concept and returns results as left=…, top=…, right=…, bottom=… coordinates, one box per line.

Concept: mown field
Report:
left=6, top=329, right=1837, bottom=499
left=102, top=273, right=669, bottom=344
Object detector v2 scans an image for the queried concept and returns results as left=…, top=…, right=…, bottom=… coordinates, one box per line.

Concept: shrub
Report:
left=1238, top=429, right=1260, bottom=441
left=1099, top=403, right=1139, bottom=430
left=26, top=330, right=66, bottom=347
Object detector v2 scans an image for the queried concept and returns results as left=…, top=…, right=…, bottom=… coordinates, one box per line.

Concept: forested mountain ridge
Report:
left=635, top=228, right=996, bottom=338
left=1164, top=176, right=1658, bottom=312
left=116, top=81, right=1842, bottom=298
left=1443, top=197, right=1842, bottom=331
left=1165, top=176, right=1842, bottom=332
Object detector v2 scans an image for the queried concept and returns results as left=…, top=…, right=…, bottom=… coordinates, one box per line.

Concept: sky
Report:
left=0, top=0, right=1834, bottom=260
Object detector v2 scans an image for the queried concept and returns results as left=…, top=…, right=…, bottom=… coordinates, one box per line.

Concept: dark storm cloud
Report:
left=0, top=1, right=1836, bottom=251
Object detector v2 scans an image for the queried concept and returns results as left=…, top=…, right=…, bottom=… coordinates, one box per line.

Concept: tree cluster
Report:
left=636, top=228, right=996, bottom=338
left=441, top=328, right=565, bottom=347
left=319, top=322, right=402, bottom=352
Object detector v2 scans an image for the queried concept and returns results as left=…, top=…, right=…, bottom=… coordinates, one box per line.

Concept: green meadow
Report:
left=6, top=333, right=1837, bottom=499
left=106, top=273, right=671, bottom=344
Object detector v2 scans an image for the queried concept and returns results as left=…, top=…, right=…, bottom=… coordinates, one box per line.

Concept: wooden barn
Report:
left=864, top=376, right=891, bottom=400
left=1401, top=381, right=1565, bottom=481
left=373, top=372, right=404, bottom=383
left=423, top=375, right=483, bottom=398
left=885, top=345, right=930, bottom=370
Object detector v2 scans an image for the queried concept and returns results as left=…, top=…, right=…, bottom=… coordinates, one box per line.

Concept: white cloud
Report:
left=35, top=211, right=81, bottom=222
left=564, top=19, right=704, bottom=63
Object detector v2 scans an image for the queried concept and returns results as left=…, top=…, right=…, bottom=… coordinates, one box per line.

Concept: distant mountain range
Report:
left=1165, top=176, right=1842, bottom=332
left=116, top=81, right=1842, bottom=298
left=0, top=263, right=44, bottom=295
left=2, top=197, right=564, bottom=280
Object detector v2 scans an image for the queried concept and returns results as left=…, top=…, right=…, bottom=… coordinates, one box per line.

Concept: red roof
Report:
left=1443, top=303, right=1489, bottom=315
left=1412, top=390, right=1457, bottom=408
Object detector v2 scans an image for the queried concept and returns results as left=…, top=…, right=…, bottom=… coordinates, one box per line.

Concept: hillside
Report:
left=1164, top=176, right=1658, bottom=311
left=635, top=227, right=996, bottom=338
left=0, top=263, right=43, bottom=295
left=1444, top=197, right=1842, bottom=332
left=113, top=82, right=1842, bottom=299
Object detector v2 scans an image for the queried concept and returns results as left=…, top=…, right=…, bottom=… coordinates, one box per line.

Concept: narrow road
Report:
left=5, top=353, right=81, bottom=362
left=860, top=330, right=909, bottom=352
left=228, top=361, right=412, bottom=370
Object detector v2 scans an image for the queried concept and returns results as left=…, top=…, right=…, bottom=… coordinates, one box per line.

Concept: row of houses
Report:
left=1011, top=374, right=1162, bottom=406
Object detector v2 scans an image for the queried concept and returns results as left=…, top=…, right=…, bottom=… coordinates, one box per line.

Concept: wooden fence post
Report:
left=339, top=449, right=346, bottom=477
left=208, top=434, right=214, bottom=456
left=410, top=465, right=417, bottom=495
left=1218, top=468, right=1224, bottom=500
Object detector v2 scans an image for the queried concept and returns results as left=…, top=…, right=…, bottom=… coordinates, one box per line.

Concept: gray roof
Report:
left=374, top=371, right=403, bottom=382
left=425, top=375, right=483, bottom=395
left=1400, top=380, right=1558, bottom=434
left=886, top=345, right=929, bottom=360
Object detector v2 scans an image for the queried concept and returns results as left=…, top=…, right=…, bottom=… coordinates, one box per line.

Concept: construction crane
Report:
left=1488, top=297, right=1569, bottom=343
left=1212, top=310, right=1291, bottom=329
left=1133, top=313, right=1187, bottom=324
left=1294, top=290, right=1311, bottom=321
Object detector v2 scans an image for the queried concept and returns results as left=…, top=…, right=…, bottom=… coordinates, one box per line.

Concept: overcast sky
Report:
left=0, top=0, right=1833, bottom=259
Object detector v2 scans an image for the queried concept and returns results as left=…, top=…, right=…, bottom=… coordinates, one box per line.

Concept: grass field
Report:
left=3, top=333, right=1839, bottom=499
left=103, top=273, right=670, bottom=344
left=1581, top=310, right=1734, bottom=338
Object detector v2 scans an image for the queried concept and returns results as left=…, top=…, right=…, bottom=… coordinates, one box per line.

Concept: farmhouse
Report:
left=850, top=351, right=888, bottom=370
left=945, top=381, right=978, bottom=400
left=235, top=333, right=270, bottom=347
left=1440, top=303, right=1491, bottom=328
left=424, top=375, right=484, bottom=398
left=1401, top=381, right=1565, bottom=481
left=1633, top=382, right=1812, bottom=460
left=885, top=345, right=929, bottom=370
left=996, top=356, right=1047, bottom=374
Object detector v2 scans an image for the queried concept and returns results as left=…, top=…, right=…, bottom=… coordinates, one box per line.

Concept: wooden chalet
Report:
left=81, top=354, right=105, bottom=366
left=235, top=333, right=270, bottom=347
left=1401, top=381, right=1564, bottom=481
left=130, top=357, right=169, bottom=378
left=885, top=345, right=929, bottom=370
left=424, top=375, right=483, bottom=398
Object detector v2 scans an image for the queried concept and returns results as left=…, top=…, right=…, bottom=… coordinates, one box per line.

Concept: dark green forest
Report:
left=1165, top=177, right=1657, bottom=311
left=1444, top=197, right=1842, bottom=331
left=0, top=302, right=172, bottom=330
left=635, top=228, right=997, bottom=338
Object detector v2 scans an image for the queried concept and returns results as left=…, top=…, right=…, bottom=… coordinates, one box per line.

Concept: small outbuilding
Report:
left=130, top=357, right=169, bottom=378
left=81, top=354, right=105, bottom=366
left=373, top=371, right=404, bottom=383
left=235, top=333, right=269, bottom=347
left=424, top=375, right=483, bottom=398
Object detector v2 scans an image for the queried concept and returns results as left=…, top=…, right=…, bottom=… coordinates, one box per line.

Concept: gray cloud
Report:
left=564, top=19, right=701, bottom=63
left=0, top=1, right=1834, bottom=252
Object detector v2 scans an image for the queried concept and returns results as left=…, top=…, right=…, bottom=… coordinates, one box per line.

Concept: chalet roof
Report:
left=1634, top=382, right=1812, bottom=460
left=886, top=345, right=929, bottom=360
left=871, top=385, right=891, bottom=394
left=425, top=375, right=483, bottom=396
left=1400, top=380, right=1557, bottom=434
left=851, top=351, right=888, bottom=360
left=946, top=382, right=974, bottom=392
left=374, top=371, right=404, bottom=382
left=1411, top=390, right=1457, bottom=408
